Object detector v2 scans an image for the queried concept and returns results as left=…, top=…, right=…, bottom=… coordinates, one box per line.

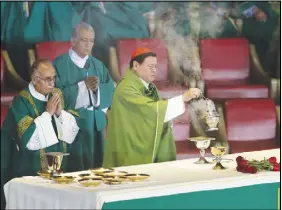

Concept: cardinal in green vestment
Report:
left=1, top=59, right=80, bottom=209
left=103, top=48, right=202, bottom=168
left=53, top=22, right=115, bottom=172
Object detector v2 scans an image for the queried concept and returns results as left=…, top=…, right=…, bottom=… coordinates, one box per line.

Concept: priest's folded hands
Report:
left=85, top=76, right=99, bottom=92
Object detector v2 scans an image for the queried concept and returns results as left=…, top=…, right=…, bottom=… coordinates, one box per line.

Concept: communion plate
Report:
left=89, top=167, right=114, bottom=175
left=102, top=171, right=128, bottom=177
left=104, top=180, right=122, bottom=185
left=37, top=170, right=52, bottom=179
left=102, top=176, right=127, bottom=182
left=78, top=178, right=103, bottom=187
left=78, top=173, right=95, bottom=178
left=124, top=174, right=150, bottom=182
left=51, top=176, right=75, bottom=184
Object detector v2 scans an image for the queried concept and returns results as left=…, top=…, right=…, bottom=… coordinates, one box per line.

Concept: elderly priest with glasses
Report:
left=1, top=59, right=80, bottom=209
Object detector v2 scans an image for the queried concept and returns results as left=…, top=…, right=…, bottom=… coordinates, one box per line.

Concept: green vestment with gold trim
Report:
left=0, top=87, right=75, bottom=209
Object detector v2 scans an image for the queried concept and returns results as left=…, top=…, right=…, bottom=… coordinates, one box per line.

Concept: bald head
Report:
left=31, top=59, right=56, bottom=95
left=31, top=59, right=54, bottom=76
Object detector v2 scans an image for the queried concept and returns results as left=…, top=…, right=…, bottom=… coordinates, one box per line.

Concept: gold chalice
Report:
left=188, top=136, right=215, bottom=164
left=211, top=146, right=227, bottom=170
left=44, top=152, right=69, bottom=177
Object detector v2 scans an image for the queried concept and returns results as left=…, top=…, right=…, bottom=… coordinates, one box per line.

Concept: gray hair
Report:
left=71, top=22, right=95, bottom=41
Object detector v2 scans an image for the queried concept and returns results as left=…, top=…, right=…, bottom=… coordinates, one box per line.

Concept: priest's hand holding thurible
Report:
left=85, top=76, right=99, bottom=92
left=46, top=93, right=60, bottom=116
left=182, top=88, right=202, bottom=102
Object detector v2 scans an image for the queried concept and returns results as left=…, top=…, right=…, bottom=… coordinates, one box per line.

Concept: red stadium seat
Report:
left=1, top=104, right=9, bottom=128
left=225, top=99, right=279, bottom=153
left=206, top=85, right=269, bottom=102
left=200, top=38, right=269, bottom=101
left=35, top=42, right=71, bottom=61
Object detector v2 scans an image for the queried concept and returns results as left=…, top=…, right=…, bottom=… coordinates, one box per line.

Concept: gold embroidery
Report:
left=19, top=90, right=39, bottom=116
left=63, top=142, right=67, bottom=153
left=52, top=88, right=65, bottom=108
left=67, top=109, right=80, bottom=117
left=39, top=149, right=48, bottom=171
left=17, top=116, right=34, bottom=138
left=18, top=90, right=47, bottom=170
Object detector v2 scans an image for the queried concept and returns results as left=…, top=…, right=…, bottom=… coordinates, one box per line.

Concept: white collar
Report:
left=69, top=48, right=89, bottom=68
left=28, top=82, right=49, bottom=102
left=140, top=78, right=150, bottom=90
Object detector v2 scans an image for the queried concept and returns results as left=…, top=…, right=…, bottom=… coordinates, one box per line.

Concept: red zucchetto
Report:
left=131, top=47, right=153, bottom=60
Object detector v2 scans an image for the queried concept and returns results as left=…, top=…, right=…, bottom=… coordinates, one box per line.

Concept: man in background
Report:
left=54, top=22, right=115, bottom=171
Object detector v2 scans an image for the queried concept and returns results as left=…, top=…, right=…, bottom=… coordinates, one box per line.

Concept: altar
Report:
left=4, top=149, right=280, bottom=209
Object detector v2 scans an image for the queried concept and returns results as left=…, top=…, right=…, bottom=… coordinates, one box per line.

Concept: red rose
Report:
left=238, top=160, right=249, bottom=167
left=251, top=167, right=258, bottom=174
left=242, top=166, right=248, bottom=173
left=236, top=156, right=244, bottom=164
left=273, top=164, right=280, bottom=171
left=268, top=157, right=277, bottom=164
left=246, top=166, right=253, bottom=173
left=236, top=166, right=242, bottom=172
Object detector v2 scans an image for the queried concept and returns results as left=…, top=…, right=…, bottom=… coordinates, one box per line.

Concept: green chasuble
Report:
left=103, top=69, right=176, bottom=168
left=0, top=87, right=70, bottom=209
left=53, top=53, right=115, bottom=171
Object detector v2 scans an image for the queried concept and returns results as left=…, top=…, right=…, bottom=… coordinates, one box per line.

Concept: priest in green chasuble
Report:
left=1, top=59, right=79, bottom=209
left=103, top=48, right=201, bottom=168
left=53, top=22, right=115, bottom=171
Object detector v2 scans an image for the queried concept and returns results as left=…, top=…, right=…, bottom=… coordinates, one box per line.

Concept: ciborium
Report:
left=44, top=152, right=69, bottom=177
left=188, top=136, right=215, bottom=164
left=211, top=146, right=227, bottom=170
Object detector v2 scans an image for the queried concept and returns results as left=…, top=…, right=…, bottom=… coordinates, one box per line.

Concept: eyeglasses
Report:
left=35, top=75, right=56, bottom=83
left=80, top=38, right=95, bottom=44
